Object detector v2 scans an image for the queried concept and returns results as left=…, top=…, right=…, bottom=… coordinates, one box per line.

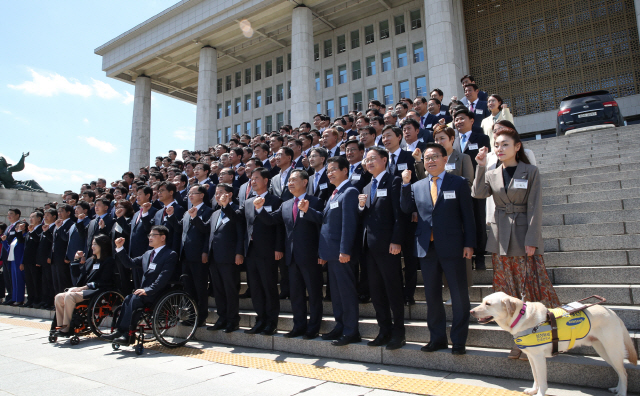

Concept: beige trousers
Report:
left=54, top=289, right=85, bottom=328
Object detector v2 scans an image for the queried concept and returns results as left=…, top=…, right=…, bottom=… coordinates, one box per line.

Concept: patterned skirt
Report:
left=492, top=254, right=561, bottom=308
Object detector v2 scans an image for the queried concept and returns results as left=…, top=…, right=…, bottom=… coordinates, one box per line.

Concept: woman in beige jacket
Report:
left=472, top=126, right=559, bottom=360
left=481, top=94, right=513, bottom=147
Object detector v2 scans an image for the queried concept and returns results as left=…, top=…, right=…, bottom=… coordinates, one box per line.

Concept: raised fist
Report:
left=55, top=219, right=63, bottom=228
left=253, top=196, right=265, bottom=210
left=165, top=205, right=174, bottom=216
left=476, top=147, right=488, bottom=167
left=402, top=169, right=412, bottom=184
left=115, top=237, right=125, bottom=249
left=298, top=199, right=309, bottom=213
left=115, top=208, right=125, bottom=218
left=74, top=251, right=84, bottom=261
left=141, top=202, right=152, bottom=213
left=99, top=218, right=105, bottom=229
left=77, top=213, right=86, bottom=220
left=358, top=194, right=368, bottom=208
left=188, top=206, right=198, bottom=219
left=412, top=148, right=422, bottom=162
left=218, top=192, right=230, bottom=207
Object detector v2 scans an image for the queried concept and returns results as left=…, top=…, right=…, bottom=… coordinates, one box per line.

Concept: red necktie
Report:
left=293, top=197, right=299, bottom=222
left=330, top=189, right=338, bottom=201
left=245, top=185, right=251, bottom=199
left=469, top=102, right=475, bottom=112
left=162, top=207, right=167, bottom=219
left=135, top=211, right=142, bottom=224
left=149, top=249, right=156, bottom=264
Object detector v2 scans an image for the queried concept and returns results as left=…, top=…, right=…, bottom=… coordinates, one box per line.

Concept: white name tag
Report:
left=222, top=217, right=230, bottom=224
left=439, top=111, right=446, bottom=115
left=9, top=231, right=15, bottom=235
left=444, top=191, right=456, bottom=199
left=397, top=163, right=408, bottom=171
left=319, top=183, right=328, bottom=190
left=426, top=124, right=432, bottom=129
left=445, top=163, right=456, bottom=170
left=377, top=189, right=387, bottom=197
left=475, top=109, right=484, bottom=115
left=148, top=263, right=157, bottom=271
left=235, top=175, right=239, bottom=180
left=330, top=201, right=339, bottom=210
left=418, top=138, right=424, bottom=143
left=92, top=264, right=100, bottom=270
left=514, top=179, right=528, bottom=189
left=264, top=206, right=273, bottom=213
left=351, top=174, right=361, bottom=181
left=468, top=143, right=478, bottom=150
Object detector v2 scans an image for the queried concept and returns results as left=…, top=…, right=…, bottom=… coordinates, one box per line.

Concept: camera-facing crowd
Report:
left=1, top=75, right=558, bottom=357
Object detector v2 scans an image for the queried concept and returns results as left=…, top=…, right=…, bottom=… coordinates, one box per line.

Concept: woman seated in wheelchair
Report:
left=104, top=225, right=178, bottom=345
left=54, top=234, right=115, bottom=337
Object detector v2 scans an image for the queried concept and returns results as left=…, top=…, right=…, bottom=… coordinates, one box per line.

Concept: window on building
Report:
left=399, top=80, right=410, bottom=99
left=379, top=20, right=389, bottom=40
left=235, top=97, right=241, bottom=114
left=217, top=129, right=222, bottom=143
left=338, top=65, right=347, bottom=84
left=352, top=60, right=361, bottom=80
left=317, top=103, right=321, bottom=114
left=255, top=91, right=262, bottom=108
left=217, top=104, right=222, bottom=119
left=351, top=30, right=360, bottom=49
left=366, top=56, right=376, bottom=76
left=276, top=112, right=284, bottom=129
left=365, top=25, right=374, bottom=44
left=381, top=51, right=392, bottom=72
left=410, top=10, right=422, bottom=30
left=326, top=99, right=334, bottom=118
left=413, top=41, right=424, bottom=63
left=288, top=81, right=291, bottom=99
left=266, top=115, right=272, bottom=131
left=225, top=75, right=231, bottom=91
left=276, top=84, right=284, bottom=101
left=337, top=35, right=346, bottom=53
left=245, top=68, right=251, bottom=84
left=235, top=124, right=241, bottom=135
left=287, top=53, right=291, bottom=70
left=255, top=119, right=262, bottom=135
left=225, top=100, right=231, bottom=116
left=245, top=94, right=251, bottom=111
left=324, top=39, right=332, bottom=58
left=225, top=127, right=231, bottom=142
left=339, top=96, right=348, bottom=115
left=325, top=69, right=334, bottom=88
left=235, top=71, right=241, bottom=88
left=255, top=64, right=262, bottom=80
left=288, top=110, right=291, bottom=125
left=395, top=15, right=405, bottom=35
left=397, top=47, right=407, bottom=68
left=265, top=60, right=272, bottom=77
left=367, top=88, right=378, bottom=101
left=314, top=43, right=319, bottom=61
left=315, top=73, right=321, bottom=91
left=266, top=87, right=273, bottom=105
left=353, top=92, right=363, bottom=111
left=245, top=121, right=251, bottom=134
left=415, top=76, right=427, bottom=97
left=217, top=78, right=222, bottom=94
left=383, top=84, right=393, bottom=105
left=276, top=56, right=284, bottom=73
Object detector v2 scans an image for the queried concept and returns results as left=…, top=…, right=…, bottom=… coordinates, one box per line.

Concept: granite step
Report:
left=540, top=163, right=627, bottom=181
left=476, top=266, right=640, bottom=285
left=535, top=155, right=640, bottom=173
left=527, top=128, right=640, bottom=148
left=549, top=234, right=640, bottom=253
left=543, top=209, right=640, bottom=226
left=534, top=140, right=640, bottom=156
left=542, top=249, right=640, bottom=267
left=541, top=179, right=637, bottom=197
left=542, top=221, right=632, bottom=238
left=542, top=168, right=640, bottom=189
left=543, top=188, right=640, bottom=205
left=535, top=143, right=640, bottom=162
left=542, top=199, right=625, bottom=215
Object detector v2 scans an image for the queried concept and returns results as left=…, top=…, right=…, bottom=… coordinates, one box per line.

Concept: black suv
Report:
left=556, top=90, right=624, bottom=136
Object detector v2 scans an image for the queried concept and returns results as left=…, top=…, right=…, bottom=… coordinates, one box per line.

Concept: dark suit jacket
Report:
left=422, top=113, right=444, bottom=132
left=151, top=200, right=164, bottom=211
left=22, top=225, right=42, bottom=266
left=360, top=174, right=407, bottom=252
left=37, top=226, right=53, bottom=266
left=129, top=207, right=158, bottom=258
left=65, top=219, right=90, bottom=262
left=194, top=204, right=244, bottom=263
left=48, top=220, right=73, bottom=264
left=233, top=172, right=249, bottom=190
left=417, top=128, right=435, bottom=143
left=177, top=189, right=189, bottom=210
left=400, top=172, right=476, bottom=258
left=348, top=163, right=372, bottom=193
left=197, top=180, right=216, bottom=207
left=153, top=203, right=185, bottom=253
left=115, top=247, right=178, bottom=301
left=224, top=192, right=284, bottom=257
left=238, top=181, right=254, bottom=206
left=306, top=169, right=335, bottom=206
left=462, top=127, right=492, bottom=170
left=168, top=204, right=213, bottom=262
left=470, top=100, right=490, bottom=129
left=389, top=149, right=418, bottom=184
left=82, top=214, right=114, bottom=258
left=440, top=105, right=453, bottom=123
left=304, top=182, right=360, bottom=261
left=110, top=216, right=132, bottom=253
left=257, top=195, right=323, bottom=266
left=70, top=256, right=116, bottom=298
left=270, top=169, right=293, bottom=201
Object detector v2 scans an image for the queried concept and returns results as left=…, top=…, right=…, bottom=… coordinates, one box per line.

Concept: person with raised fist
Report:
left=45, top=204, right=74, bottom=295
left=128, top=186, right=158, bottom=288
left=22, top=211, right=44, bottom=308
left=111, top=200, right=135, bottom=292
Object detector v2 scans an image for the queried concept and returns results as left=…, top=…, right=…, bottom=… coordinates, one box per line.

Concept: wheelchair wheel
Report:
left=89, top=290, right=124, bottom=337
left=152, top=291, right=198, bottom=348
left=135, top=344, right=144, bottom=355
left=70, top=336, right=80, bottom=346
left=112, top=342, right=120, bottom=351
left=48, top=334, right=58, bottom=343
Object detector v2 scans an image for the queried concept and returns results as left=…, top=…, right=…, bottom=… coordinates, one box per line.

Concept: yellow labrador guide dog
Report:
left=470, top=292, right=637, bottom=396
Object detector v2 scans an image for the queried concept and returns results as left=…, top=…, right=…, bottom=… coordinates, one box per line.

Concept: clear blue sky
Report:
left=0, top=1, right=195, bottom=194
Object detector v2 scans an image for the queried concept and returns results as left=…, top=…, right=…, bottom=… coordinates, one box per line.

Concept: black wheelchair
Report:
left=48, top=290, right=125, bottom=345
left=111, top=279, right=199, bottom=355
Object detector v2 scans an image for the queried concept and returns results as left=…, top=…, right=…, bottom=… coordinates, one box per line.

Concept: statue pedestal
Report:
left=0, top=189, right=61, bottom=224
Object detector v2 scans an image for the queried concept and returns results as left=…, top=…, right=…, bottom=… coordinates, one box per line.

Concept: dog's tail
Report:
left=620, top=316, right=638, bottom=365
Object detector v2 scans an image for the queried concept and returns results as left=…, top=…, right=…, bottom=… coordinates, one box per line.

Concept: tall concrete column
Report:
left=635, top=0, right=640, bottom=47
left=195, top=46, right=218, bottom=150
left=291, top=6, right=315, bottom=126
left=129, top=75, right=151, bottom=173
left=424, top=0, right=467, bottom=100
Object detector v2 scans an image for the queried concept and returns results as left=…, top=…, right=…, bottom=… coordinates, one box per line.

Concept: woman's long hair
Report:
left=92, top=234, right=113, bottom=260
left=494, top=120, right=530, bottom=165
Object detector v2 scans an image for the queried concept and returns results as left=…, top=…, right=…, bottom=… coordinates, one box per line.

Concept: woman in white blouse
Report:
left=481, top=94, right=514, bottom=147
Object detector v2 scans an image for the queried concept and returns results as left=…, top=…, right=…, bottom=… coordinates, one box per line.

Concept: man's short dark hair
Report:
left=279, top=146, right=294, bottom=161
left=401, top=118, right=420, bottom=130
left=45, top=208, right=58, bottom=218
left=158, top=181, right=177, bottom=194
left=290, top=169, right=309, bottom=181
left=178, top=174, right=188, bottom=185
left=31, top=211, right=44, bottom=221
left=217, top=183, right=234, bottom=193
left=58, top=204, right=73, bottom=215
left=369, top=100, right=382, bottom=107
left=95, top=197, right=110, bottom=207
left=461, top=74, right=475, bottom=83
left=82, top=190, right=96, bottom=200
left=195, top=163, right=211, bottom=175
left=395, top=102, right=408, bottom=110
left=193, top=185, right=208, bottom=195
left=345, top=140, right=364, bottom=151
left=371, top=115, right=384, bottom=125
left=140, top=186, right=153, bottom=200
left=425, top=142, right=448, bottom=157
left=367, top=146, right=389, bottom=163
left=454, top=108, right=475, bottom=120
left=464, top=83, right=479, bottom=91
left=77, top=201, right=91, bottom=212
left=151, top=225, right=170, bottom=238
left=359, top=126, right=376, bottom=136
left=122, top=171, right=134, bottom=179
left=252, top=167, right=271, bottom=180
left=429, top=98, right=441, bottom=105
left=8, top=208, right=21, bottom=217
left=326, top=155, right=349, bottom=171
left=309, top=147, right=329, bottom=164
left=230, top=147, right=243, bottom=157
left=430, top=88, right=444, bottom=97
left=299, top=122, right=311, bottom=129
left=382, top=125, right=402, bottom=137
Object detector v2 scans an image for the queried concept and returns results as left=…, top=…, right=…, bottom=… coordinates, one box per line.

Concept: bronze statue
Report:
left=0, top=152, right=45, bottom=192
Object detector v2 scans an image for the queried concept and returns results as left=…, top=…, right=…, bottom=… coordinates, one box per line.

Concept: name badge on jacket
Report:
left=377, top=189, right=387, bottom=197
left=222, top=217, right=230, bottom=224
left=514, top=179, right=528, bottom=189
left=351, top=174, right=361, bottom=181
left=92, top=264, right=100, bottom=270
left=475, top=109, right=484, bottom=115
left=468, top=143, right=478, bottom=150
left=330, top=201, right=339, bottom=210
left=319, top=183, right=328, bottom=190
left=148, top=263, right=157, bottom=271
left=444, top=191, right=456, bottom=199
left=426, top=124, right=432, bottom=129
left=397, top=163, right=408, bottom=171
left=264, top=206, right=273, bottom=213
left=445, top=163, right=456, bottom=170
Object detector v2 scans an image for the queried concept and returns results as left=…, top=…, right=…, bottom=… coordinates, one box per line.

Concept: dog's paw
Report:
left=523, top=387, right=539, bottom=395
left=608, top=386, right=624, bottom=396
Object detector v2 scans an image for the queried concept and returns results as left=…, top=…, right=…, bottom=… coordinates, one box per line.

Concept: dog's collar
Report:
left=510, top=303, right=527, bottom=328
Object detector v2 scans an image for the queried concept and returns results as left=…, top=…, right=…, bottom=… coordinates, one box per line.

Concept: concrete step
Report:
left=541, top=163, right=625, bottom=181
left=536, top=143, right=640, bottom=163
left=527, top=127, right=640, bottom=148
left=542, top=169, right=640, bottom=190
left=536, top=154, right=640, bottom=173
left=542, top=199, right=624, bottom=215
left=478, top=266, right=640, bottom=285
left=543, top=209, right=640, bottom=226
left=543, top=249, right=640, bottom=267
left=529, top=133, right=640, bottom=152
left=542, top=221, right=632, bottom=238
left=543, top=187, right=640, bottom=205
left=542, top=179, right=635, bottom=197
left=549, top=234, right=640, bottom=253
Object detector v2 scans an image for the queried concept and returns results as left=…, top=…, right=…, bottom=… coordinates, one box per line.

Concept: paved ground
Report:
left=0, top=314, right=630, bottom=396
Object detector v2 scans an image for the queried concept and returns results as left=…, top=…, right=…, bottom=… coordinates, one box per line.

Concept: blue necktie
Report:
left=370, top=178, right=378, bottom=204
left=460, top=134, right=468, bottom=151
left=350, top=164, right=355, bottom=177
left=216, top=211, right=225, bottom=228
left=314, top=172, right=321, bottom=193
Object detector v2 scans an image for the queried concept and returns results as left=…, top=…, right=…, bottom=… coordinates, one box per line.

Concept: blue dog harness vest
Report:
left=513, top=308, right=591, bottom=352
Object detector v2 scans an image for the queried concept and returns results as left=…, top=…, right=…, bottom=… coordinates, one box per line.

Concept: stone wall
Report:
left=0, top=189, right=61, bottom=224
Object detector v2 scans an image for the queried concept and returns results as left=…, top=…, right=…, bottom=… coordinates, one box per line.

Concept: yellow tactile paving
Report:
left=0, top=315, right=525, bottom=396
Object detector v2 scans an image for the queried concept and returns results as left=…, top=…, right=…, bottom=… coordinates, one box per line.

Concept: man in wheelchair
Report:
left=104, top=225, right=178, bottom=345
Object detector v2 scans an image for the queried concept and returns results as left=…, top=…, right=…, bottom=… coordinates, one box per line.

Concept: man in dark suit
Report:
left=288, top=139, right=306, bottom=169
left=430, top=88, right=453, bottom=124
left=463, top=84, right=489, bottom=129
left=422, top=98, right=445, bottom=134
left=406, top=111, right=435, bottom=144
left=256, top=169, right=324, bottom=339
left=346, top=140, right=372, bottom=193
left=166, top=185, right=213, bottom=327
left=455, top=108, right=491, bottom=270
left=196, top=183, right=244, bottom=333
left=460, top=75, right=489, bottom=104
left=300, top=156, right=361, bottom=346
left=382, top=125, right=418, bottom=184
left=1, top=209, right=22, bottom=304
left=36, top=209, right=56, bottom=309
left=46, top=204, right=74, bottom=294
left=194, top=162, right=216, bottom=206
left=80, top=198, right=114, bottom=257
left=153, top=181, right=185, bottom=252
left=22, top=211, right=43, bottom=308
left=400, top=143, right=476, bottom=355
left=175, top=174, right=189, bottom=210
left=306, top=147, right=335, bottom=206
left=401, top=118, right=428, bottom=156
left=66, top=202, right=91, bottom=265
left=105, top=225, right=178, bottom=345
left=322, top=128, right=341, bottom=158
left=237, top=159, right=259, bottom=206
left=129, top=186, right=158, bottom=288
left=220, top=168, right=284, bottom=335
left=358, top=147, right=408, bottom=350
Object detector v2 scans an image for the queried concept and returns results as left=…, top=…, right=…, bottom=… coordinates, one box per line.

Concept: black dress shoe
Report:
left=367, top=333, right=392, bottom=347
left=260, top=325, right=277, bottom=336
left=224, top=323, right=239, bottom=333
left=421, top=341, right=449, bottom=352
left=323, top=295, right=331, bottom=302
left=102, top=330, right=123, bottom=341
left=303, top=332, right=319, bottom=340
left=386, top=337, right=406, bottom=350
left=358, top=294, right=371, bottom=304
left=114, top=334, right=136, bottom=346
left=474, top=258, right=486, bottom=270
left=279, top=293, right=290, bottom=300
left=23, top=303, right=34, bottom=308
left=404, top=298, right=416, bottom=306
left=239, top=291, right=251, bottom=299
left=207, top=321, right=227, bottom=331
left=451, top=344, right=466, bottom=355
left=244, top=321, right=265, bottom=334
left=39, top=304, right=50, bottom=310
left=321, top=328, right=342, bottom=341
left=2, top=300, right=14, bottom=306
left=57, top=330, right=71, bottom=338
left=332, top=334, right=362, bottom=346
left=283, top=329, right=306, bottom=338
